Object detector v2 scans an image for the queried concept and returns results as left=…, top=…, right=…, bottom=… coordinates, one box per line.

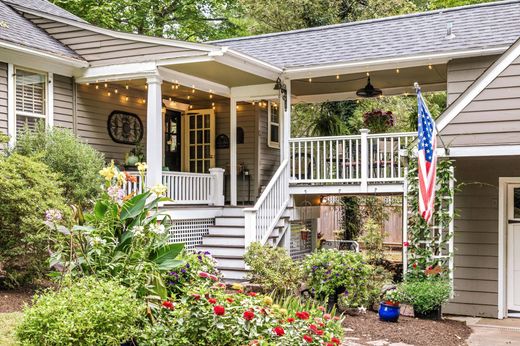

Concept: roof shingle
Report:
left=214, top=0, right=520, bottom=69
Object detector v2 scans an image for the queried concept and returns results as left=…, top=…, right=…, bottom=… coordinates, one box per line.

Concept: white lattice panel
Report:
left=167, top=218, right=214, bottom=251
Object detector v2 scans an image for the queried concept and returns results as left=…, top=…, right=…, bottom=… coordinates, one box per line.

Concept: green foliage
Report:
left=51, top=0, right=246, bottom=41
left=0, top=312, right=22, bottom=346
left=16, top=277, right=143, bottom=346
left=14, top=124, right=104, bottom=205
left=398, top=277, right=451, bottom=313
left=139, top=276, right=344, bottom=346
left=341, top=197, right=361, bottom=240
left=0, top=154, right=69, bottom=287
left=303, top=249, right=373, bottom=308
left=244, top=242, right=303, bottom=294
left=407, top=157, right=455, bottom=272
left=50, top=162, right=184, bottom=299
left=358, top=218, right=386, bottom=265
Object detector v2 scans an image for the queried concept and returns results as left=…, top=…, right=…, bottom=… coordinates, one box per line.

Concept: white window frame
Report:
left=7, top=64, right=53, bottom=146
left=267, top=100, right=280, bottom=149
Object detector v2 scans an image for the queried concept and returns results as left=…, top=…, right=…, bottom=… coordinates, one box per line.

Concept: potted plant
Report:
left=124, top=142, right=144, bottom=171
left=399, top=278, right=451, bottom=320
left=362, top=109, right=394, bottom=134
left=378, top=289, right=400, bottom=322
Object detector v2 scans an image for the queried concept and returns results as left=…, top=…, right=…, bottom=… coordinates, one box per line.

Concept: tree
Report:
left=51, top=0, right=247, bottom=41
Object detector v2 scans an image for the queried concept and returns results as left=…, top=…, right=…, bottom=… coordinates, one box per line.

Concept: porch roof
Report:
left=213, top=1, right=520, bottom=71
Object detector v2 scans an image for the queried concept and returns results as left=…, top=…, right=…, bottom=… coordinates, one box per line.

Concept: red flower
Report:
left=208, top=298, right=217, bottom=304
left=198, top=271, right=210, bottom=278
left=213, top=305, right=225, bottom=315
left=243, top=310, right=255, bottom=321
left=124, top=172, right=137, bottom=183
left=303, top=335, right=313, bottom=343
left=412, top=262, right=417, bottom=269
left=325, top=343, right=334, bottom=346
left=218, top=282, right=226, bottom=288
left=192, top=294, right=201, bottom=300
left=162, top=301, right=174, bottom=310
left=403, top=241, right=409, bottom=247
left=316, top=329, right=324, bottom=336
left=209, top=274, right=218, bottom=281
left=260, top=308, right=267, bottom=315
left=287, top=317, right=295, bottom=323
left=248, top=292, right=257, bottom=297
left=331, top=337, right=341, bottom=345
left=296, top=311, right=310, bottom=320
left=227, top=297, right=234, bottom=303
left=273, top=326, right=285, bottom=336
left=309, top=324, right=318, bottom=332
left=323, top=313, right=331, bottom=320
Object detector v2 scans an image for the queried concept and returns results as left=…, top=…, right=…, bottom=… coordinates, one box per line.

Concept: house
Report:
left=1, top=0, right=520, bottom=319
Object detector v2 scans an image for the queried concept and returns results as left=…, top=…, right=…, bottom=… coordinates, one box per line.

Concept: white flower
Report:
left=150, top=223, right=166, bottom=235
left=89, top=236, right=106, bottom=247
left=149, top=183, right=167, bottom=196
left=132, top=226, right=145, bottom=237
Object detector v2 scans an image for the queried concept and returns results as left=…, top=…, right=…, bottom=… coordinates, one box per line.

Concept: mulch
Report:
left=0, top=289, right=34, bottom=313
left=343, top=311, right=471, bottom=346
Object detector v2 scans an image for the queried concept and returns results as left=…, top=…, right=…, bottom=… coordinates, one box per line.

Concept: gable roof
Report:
left=213, top=0, right=520, bottom=70
left=3, top=0, right=86, bottom=22
left=0, top=1, right=84, bottom=62
left=437, top=35, right=520, bottom=132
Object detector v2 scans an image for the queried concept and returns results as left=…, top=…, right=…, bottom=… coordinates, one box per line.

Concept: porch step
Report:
left=208, top=225, right=245, bottom=236
left=215, top=216, right=245, bottom=227
left=221, top=207, right=246, bottom=217
left=211, top=255, right=246, bottom=268
left=219, top=267, right=248, bottom=281
left=196, top=244, right=246, bottom=257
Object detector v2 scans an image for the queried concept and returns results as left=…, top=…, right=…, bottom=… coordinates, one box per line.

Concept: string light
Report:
left=125, top=84, right=129, bottom=90
left=211, top=102, right=215, bottom=106
left=125, top=96, right=129, bottom=101
left=366, top=72, right=370, bottom=76
left=171, top=85, right=175, bottom=90
left=192, top=88, right=195, bottom=94
left=86, top=82, right=90, bottom=86
left=114, top=89, right=118, bottom=94
left=145, top=84, right=148, bottom=90
left=252, top=101, right=255, bottom=106
left=336, top=75, right=340, bottom=80
left=95, top=85, right=99, bottom=90
left=107, top=92, right=111, bottom=96
left=104, top=83, right=108, bottom=88
left=308, top=78, right=312, bottom=83
left=209, top=94, right=213, bottom=99
left=189, top=105, right=193, bottom=109
left=187, top=95, right=191, bottom=100
left=396, top=68, right=400, bottom=74
left=168, top=97, right=172, bottom=102
left=428, top=64, right=433, bottom=70
left=142, top=99, right=146, bottom=104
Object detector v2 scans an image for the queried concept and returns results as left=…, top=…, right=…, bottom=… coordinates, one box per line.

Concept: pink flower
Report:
left=323, top=313, right=331, bottom=320
left=213, top=305, right=225, bottom=315
left=208, top=298, right=217, bottom=304
left=403, top=241, right=409, bottom=247
left=317, top=306, right=325, bottom=312
left=198, top=271, right=210, bottom=278
left=209, top=274, right=218, bottom=281
left=192, top=294, right=201, bottom=300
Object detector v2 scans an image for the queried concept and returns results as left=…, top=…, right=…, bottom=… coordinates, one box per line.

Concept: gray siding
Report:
left=0, top=62, right=7, bottom=137
left=443, top=55, right=520, bottom=146
left=257, top=106, right=280, bottom=192
left=24, top=14, right=206, bottom=66
left=53, top=74, right=74, bottom=130
left=75, top=84, right=147, bottom=162
left=444, top=156, right=520, bottom=318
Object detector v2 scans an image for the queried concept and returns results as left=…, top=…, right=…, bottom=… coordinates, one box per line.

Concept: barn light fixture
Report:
left=273, top=77, right=287, bottom=110
left=356, top=77, right=382, bottom=98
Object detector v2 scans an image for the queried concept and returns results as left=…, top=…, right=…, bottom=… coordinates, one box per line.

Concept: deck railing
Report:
left=289, top=130, right=415, bottom=186
left=244, top=159, right=290, bottom=247
left=125, top=168, right=225, bottom=206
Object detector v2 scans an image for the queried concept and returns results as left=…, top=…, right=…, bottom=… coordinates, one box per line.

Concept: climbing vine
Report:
left=406, top=156, right=457, bottom=276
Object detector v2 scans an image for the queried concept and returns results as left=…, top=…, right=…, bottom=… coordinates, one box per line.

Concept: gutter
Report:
left=0, top=40, right=88, bottom=68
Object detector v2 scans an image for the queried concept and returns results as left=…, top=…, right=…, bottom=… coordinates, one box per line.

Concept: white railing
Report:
left=244, top=159, right=290, bottom=247
left=124, top=169, right=225, bottom=206
left=289, top=130, right=415, bottom=186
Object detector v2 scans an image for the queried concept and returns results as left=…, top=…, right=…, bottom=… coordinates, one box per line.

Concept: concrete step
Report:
left=215, top=216, right=245, bottom=227
left=196, top=244, right=245, bottom=257
left=208, top=225, right=244, bottom=236
left=203, top=235, right=245, bottom=246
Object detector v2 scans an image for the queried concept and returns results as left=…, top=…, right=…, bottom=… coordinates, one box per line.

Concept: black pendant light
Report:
left=356, top=77, right=382, bottom=98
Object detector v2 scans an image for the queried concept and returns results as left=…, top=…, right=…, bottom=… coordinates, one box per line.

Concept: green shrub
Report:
left=244, top=242, right=303, bottom=294
left=16, top=277, right=143, bottom=346
left=14, top=123, right=104, bottom=205
left=399, top=278, right=451, bottom=314
left=0, top=154, right=68, bottom=287
left=303, top=249, right=373, bottom=309
left=358, top=218, right=386, bottom=265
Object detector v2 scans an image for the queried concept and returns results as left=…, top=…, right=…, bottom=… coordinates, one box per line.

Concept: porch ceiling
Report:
left=163, top=61, right=274, bottom=87
left=292, top=64, right=447, bottom=103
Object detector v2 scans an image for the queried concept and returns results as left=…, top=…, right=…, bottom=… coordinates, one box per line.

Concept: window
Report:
left=267, top=100, right=280, bottom=148
left=15, top=68, right=47, bottom=135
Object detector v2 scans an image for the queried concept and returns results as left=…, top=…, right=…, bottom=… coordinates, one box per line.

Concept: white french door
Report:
left=183, top=109, right=215, bottom=173
left=507, top=184, right=520, bottom=312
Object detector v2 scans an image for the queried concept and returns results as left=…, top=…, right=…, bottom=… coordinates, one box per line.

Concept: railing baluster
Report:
left=383, top=137, right=387, bottom=179
left=329, top=140, right=333, bottom=180
left=310, top=141, right=314, bottom=180
left=391, top=137, right=394, bottom=178
left=317, top=141, right=320, bottom=180
left=304, top=141, right=308, bottom=180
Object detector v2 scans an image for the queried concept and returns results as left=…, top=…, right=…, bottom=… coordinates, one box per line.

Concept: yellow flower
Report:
left=279, top=308, right=288, bottom=316
left=99, top=161, right=117, bottom=181
left=116, top=172, right=126, bottom=186
left=150, top=183, right=167, bottom=196
left=263, top=296, right=273, bottom=306
left=272, top=304, right=280, bottom=310
left=231, top=283, right=244, bottom=291
left=136, top=162, right=147, bottom=174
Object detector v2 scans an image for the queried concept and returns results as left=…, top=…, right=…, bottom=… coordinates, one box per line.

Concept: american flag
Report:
left=416, top=87, right=437, bottom=223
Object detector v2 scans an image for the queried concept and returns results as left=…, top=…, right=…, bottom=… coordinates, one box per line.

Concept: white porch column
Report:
left=281, top=79, right=291, bottom=162
left=146, top=75, right=163, bottom=188
left=230, top=97, right=237, bottom=206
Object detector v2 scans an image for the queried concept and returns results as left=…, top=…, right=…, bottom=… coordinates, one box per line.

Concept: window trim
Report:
left=7, top=64, right=53, bottom=146
left=267, top=100, right=280, bottom=149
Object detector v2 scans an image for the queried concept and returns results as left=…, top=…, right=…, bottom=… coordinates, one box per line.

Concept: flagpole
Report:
left=414, top=82, right=450, bottom=156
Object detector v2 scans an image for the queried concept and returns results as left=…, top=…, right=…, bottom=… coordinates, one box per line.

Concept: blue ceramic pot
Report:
left=378, top=302, right=400, bottom=322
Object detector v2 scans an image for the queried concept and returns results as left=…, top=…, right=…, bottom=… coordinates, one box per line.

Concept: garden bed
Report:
left=343, top=311, right=471, bottom=346
left=0, top=289, right=33, bottom=313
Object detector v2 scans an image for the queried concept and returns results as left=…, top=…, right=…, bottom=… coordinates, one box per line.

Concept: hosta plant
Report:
left=49, top=161, right=184, bottom=299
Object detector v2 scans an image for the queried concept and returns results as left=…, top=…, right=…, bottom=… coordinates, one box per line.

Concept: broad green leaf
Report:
left=150, top=243, right=184, bottom=264
left=94, top=200, right=109, bottom=219
left=157, top=259, right=184, bottom=271
left=120, top=192, right=150, bottom=220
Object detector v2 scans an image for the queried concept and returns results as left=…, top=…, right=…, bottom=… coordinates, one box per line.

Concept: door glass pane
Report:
left=197, top=115, right=202, bottom=128
left=514, top=188, right=520, bottom=218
